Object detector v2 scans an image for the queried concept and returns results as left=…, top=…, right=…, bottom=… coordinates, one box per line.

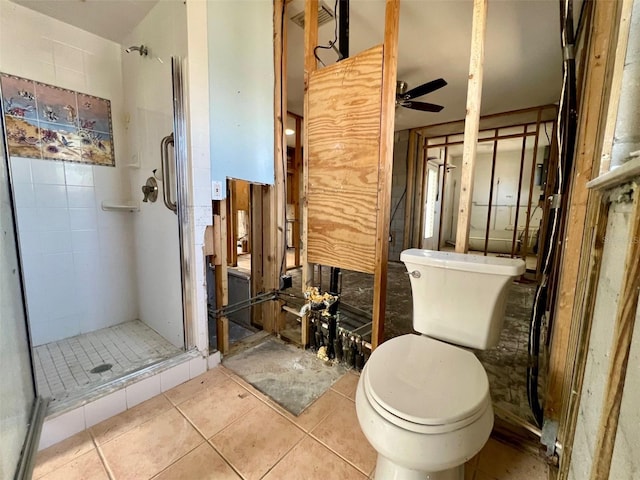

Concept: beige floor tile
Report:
left=177, top=377, right=261, bottom=438
left=310, top=393, right=377, bottom=474
left=211, top=402, right=305, bottom=480
left=37, top=449, right=108, bottom=480
left=34, top=431, right=95, bottom=479
left=477, top=439, right=548, bottom=480
left=91, top=394, right=172, bottom=445
left=268, top=389, right=349, bottom=432
left=100, top=408, right=203, bottom=480
left=331, top=371, right=360, bottom=400
left=152, top=443, right=241, bottom=480
left=264, top=436, right=367, bottom=480
left=164, top=367, right=228, bottom=405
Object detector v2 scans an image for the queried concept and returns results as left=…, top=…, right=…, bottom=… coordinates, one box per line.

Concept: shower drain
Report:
left=90, top=363, right=113, bottom=374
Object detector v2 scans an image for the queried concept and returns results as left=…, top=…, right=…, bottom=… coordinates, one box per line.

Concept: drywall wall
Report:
left=0, top=0, right=137, bottom=345
left=568, top=200, right=632, bottom=480
left=207, top=1, right=274, bottom=192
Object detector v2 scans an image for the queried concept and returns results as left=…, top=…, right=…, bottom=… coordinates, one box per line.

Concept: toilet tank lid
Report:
left=400, top=249, right=525, bottom=276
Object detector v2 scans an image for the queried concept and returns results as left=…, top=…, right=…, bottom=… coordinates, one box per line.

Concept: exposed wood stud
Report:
left=301, top=0, right=318, bottom=291
left=293, top=114, right=303, bottom=267
left=522, top=109, right=543, bottom=263
left=266, top=0, right=288, bottom=333
left=510, top=129, right=528, bottom=258
left=214, top=200, right=229, bottom=354
left=598, top=0, right=635, bottom=175
left=412, top=136, right=426, bottom=247
left=483, top=130, right=499, bottom=256
left=372, top=0, right=400, bottom=348
left=545, top=0, right=621, bottom=421
left=437, top=141, right=448, bottom=250
left=455, top=0, right=488, bottom=253
left=403, top=129, right=417, bottom=250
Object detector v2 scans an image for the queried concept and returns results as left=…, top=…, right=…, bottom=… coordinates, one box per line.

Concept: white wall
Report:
left=0, top=0, right=137, bottom=345
left=185, top=0, right=214, bottom=353
left=207, top=0, right=274, bottom=190
left=123, top=0, right=187, bottom=349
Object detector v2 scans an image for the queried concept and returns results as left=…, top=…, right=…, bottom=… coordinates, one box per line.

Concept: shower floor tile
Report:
left=34, top=320, right=181, bottom=406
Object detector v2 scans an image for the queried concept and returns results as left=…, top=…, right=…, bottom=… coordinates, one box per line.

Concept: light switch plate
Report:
left=211, top=180, right=223, bottom=200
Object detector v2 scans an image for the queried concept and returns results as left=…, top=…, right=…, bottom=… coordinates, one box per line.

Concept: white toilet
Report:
left=356, top=249, right=525, bottom=480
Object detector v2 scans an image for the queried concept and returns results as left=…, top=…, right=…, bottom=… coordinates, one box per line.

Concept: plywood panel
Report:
left=306, top=45, right=384, bottom=274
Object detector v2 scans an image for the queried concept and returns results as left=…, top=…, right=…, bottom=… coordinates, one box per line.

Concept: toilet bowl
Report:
left=356, top=249, right=525, bottom=479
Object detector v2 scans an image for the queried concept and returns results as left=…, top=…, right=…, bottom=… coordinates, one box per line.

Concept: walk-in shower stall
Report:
left=0, top=0, right=192, bottom=413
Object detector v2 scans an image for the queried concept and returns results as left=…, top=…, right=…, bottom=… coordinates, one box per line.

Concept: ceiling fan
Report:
left=395, top=78, right=447, bottom=112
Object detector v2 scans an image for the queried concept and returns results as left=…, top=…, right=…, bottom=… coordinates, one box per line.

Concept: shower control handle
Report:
left=141, top=177, right=158, bottom=203
left=405, top=270, right=421, bottom=279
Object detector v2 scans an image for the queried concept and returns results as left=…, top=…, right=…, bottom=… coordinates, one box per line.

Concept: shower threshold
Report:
left=33, top=320, right=190, bottom=415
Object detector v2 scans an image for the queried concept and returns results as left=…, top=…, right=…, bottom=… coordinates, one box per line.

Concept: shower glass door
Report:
left=0, top=116, right=36, bottom=478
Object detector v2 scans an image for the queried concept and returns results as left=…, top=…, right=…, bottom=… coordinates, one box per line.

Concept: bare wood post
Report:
left=598, top=0, right=634, bottom=175
left=455, top=0, right=488, bottom=253
left=510, top=130, right=528, bottom=257
left=522, top=109, right=542, bottom=263
left=227, top=180, right=238, bottom=266
left=302, top=0, right=318, bottom=291
left=403, top=130, right=417, bottom=250
left=590, top=189, right=640, bottom=479
left=213, top=201, right=229, bottom=354
left=437, top=141, right=448, bottom=250
left=267, top=0, right=288, bottom=333
left=413, top=138, right=426, bottom=247
left=293, top=115, right=302, bottom=266
left=372, top=0, right=400, bottom=349
left=545, top=0, right=621, bottom=420
left=484, top=129, right=499, bottom=256
left=250, top=185, right=264, bottom=327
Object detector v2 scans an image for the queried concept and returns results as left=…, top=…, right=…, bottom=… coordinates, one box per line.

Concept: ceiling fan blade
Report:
left=402, top=78, right=447, bottom=100
left=402, top=101, right=444, bottom=112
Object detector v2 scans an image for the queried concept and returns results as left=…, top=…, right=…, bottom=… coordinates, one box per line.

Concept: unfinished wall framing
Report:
left=404, top=105, right=557, bottom=265
left=555, top=0, right=640, bottom=477
left=302, top=0, right=399, bottom=348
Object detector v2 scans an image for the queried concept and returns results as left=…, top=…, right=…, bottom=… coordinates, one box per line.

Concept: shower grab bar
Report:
left=161, top=133, right=177, bottom=213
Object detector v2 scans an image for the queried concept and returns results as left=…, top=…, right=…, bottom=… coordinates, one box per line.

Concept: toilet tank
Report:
left=400, top=249, right=525, bottom=350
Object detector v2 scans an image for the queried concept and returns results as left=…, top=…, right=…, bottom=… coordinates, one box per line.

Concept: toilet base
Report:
left=374, top=455, right=464, bottom=480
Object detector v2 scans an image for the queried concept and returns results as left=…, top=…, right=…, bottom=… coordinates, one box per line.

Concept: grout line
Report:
left=206, top=438, right=245, bottom=479
left=91, top=430, right=116, bottom=480
left=258, top=431, right=307, bottom=479
left=308, top=432, right=371, bottom=476
left=147, top=440, right=205, bottom=480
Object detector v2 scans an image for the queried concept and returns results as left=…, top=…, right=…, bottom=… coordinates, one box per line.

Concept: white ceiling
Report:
left=12, top=0, right=159, bottom=43
left=287, top=0, right=563, bottom=131
left=13, top=0, right=563, bottom=133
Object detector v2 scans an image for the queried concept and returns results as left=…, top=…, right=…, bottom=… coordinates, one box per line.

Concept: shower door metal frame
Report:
left=171, top=57, right=195, bottom=349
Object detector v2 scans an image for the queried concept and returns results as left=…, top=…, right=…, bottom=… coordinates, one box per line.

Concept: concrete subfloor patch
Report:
left=223, top=337, right=347, bottom=416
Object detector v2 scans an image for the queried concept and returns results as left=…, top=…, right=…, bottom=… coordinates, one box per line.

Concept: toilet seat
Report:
left=363, top=334, right=490, bottom=434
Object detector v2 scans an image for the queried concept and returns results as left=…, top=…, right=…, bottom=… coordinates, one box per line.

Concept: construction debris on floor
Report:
left=222, top=337, right=347, bottom=416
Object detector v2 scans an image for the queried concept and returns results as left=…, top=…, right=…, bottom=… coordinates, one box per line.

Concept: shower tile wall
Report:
left=1, top=1, right=137, bottom=346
